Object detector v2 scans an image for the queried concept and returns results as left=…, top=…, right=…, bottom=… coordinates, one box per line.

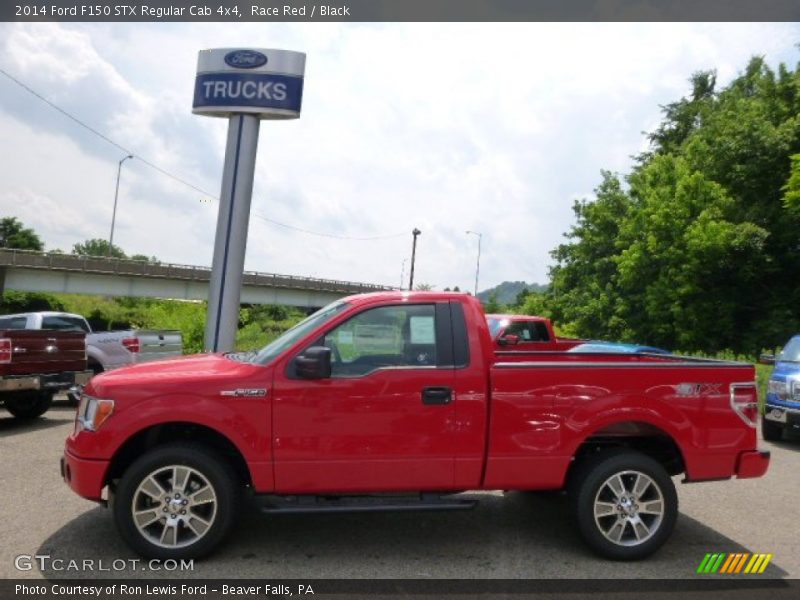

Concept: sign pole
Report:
left=192, top=48, right=305, bottom=353
left=205, top=114, right=260, bottom=352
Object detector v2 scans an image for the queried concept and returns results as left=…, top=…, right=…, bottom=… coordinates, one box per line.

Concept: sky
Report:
left=0, top=22, right=798, bottom=292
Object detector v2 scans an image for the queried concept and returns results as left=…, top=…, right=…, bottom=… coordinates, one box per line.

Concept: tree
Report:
left=130, top=254, right=161, bottom=264
left=548, top=55, right=800, bottom=354
left=0, top=217, right=44, bottom=251
left=484, top=292, right=501, bottom=314
left=414, top=283, right=434, bottom=291
left=72, top=239, right=126, bottom=258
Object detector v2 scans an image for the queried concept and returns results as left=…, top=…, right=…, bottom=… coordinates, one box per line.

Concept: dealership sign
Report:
left=192, top=48, right=305, bottom=118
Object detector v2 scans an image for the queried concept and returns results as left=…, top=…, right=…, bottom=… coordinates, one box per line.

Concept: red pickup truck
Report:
left=487, top=313, right=585, bottom=351
left=62, top=292, right=769, bottom=561
left=1, top=329, right=91, bottom=418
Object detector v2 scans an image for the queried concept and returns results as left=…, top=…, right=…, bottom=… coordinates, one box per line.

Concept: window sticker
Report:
left=410, top=316, right=435, bottom=344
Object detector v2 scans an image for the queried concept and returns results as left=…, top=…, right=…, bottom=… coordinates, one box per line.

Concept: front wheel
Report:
left=570, top=450, right=678, bottom=560
left=113, top=444, right=240, bottom=560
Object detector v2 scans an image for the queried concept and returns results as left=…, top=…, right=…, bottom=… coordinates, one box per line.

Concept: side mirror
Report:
left=759, top=353, right=776, bottom=366
left=295, top=346, right=332, bottom=379
left=498, top=334, right=520, bottom=347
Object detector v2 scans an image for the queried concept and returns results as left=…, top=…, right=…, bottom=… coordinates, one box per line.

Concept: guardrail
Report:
left=0, top=248, right=394, bottom=294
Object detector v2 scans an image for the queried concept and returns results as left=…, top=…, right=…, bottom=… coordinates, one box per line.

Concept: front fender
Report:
left=68, top=393, right=271, bottom=466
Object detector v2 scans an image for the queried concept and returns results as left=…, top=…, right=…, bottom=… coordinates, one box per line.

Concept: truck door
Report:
left=272, top=302, right=459, bottom=493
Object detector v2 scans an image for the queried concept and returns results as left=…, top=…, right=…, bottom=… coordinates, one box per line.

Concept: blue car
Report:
left=567, top=341, right=671, bottom=354
left=763, top=335, right=800, bottom=441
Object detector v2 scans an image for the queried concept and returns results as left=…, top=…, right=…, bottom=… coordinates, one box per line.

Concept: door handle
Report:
left=422, top=386, right=452, bottom=405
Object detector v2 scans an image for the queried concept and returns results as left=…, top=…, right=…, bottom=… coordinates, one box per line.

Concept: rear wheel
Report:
left=761, top=417, right=783, bottom=442
left=570, top=449, right=677, bottom=560
left=113, top=444, right=240, bottom=559
left=4, top=391, right=54, bottom=419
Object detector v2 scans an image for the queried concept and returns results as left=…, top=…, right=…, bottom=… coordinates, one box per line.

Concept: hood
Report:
left=87, top=353, right=266, bottom=398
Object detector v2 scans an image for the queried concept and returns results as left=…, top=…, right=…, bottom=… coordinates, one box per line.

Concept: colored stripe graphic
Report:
left=697, top=552, right=772, bottom=574
left=720, top=554, right=736, bottom=573
left=697, top=554, right=712, bottom=573
left=734, top=553, right=750, bottom=573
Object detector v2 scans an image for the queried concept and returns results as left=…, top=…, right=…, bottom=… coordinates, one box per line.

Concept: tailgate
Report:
left=0, top=329, right=86, bottom=375
left=134, top=330, right=183, bottom=362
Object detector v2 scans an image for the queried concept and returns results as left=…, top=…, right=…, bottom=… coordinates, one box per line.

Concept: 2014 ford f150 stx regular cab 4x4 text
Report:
left=61, top=292, right=770, bottom=561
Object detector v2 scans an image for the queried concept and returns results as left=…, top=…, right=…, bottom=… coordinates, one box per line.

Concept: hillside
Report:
left=477, top=281, right=548, bottom=305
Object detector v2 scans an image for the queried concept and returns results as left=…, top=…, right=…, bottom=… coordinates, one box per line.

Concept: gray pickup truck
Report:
left=0, top=312, right=182, bottom=375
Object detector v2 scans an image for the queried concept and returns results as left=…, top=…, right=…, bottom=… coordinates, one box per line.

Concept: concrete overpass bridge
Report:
left=0, top=248, right=393, bottom=309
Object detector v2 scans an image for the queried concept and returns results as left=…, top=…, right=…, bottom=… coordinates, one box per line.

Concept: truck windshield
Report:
left=779, top=337, right=800, bottom=362
left=487, top=317, right=509, bottom=337
left=250, top=300, right=351, bottom=365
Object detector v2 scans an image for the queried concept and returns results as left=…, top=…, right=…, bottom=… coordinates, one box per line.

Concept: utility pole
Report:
left=408, top=228, right=421, bottom=291
left=108, top=154, right=134, bottom=257
left=466, top=230, right=482, bottom=296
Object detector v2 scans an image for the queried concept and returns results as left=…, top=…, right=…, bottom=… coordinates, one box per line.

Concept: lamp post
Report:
left=408, top=228, right=421, bottom=291
left=108, top=154, right=134, bottom=257
left=466, top=230, right=482, bottom=296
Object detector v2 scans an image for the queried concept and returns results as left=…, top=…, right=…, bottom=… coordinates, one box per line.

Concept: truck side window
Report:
left=504, top=321, right=550, bottom=342
left=321, top=304, right=437, bottom=377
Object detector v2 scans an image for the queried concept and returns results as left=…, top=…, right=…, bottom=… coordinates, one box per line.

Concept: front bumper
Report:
left=764, top=402, right=800, bottom=430
left=61, top=447, right=108, bottom=501
left=736, top=449, right=770, bottom=479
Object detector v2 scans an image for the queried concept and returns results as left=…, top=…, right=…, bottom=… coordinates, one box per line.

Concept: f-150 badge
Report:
left=220, top=389, right=267, bottom=397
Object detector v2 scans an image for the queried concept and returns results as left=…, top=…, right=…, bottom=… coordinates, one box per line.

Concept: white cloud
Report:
left=0, top=22, right=798, bottom=291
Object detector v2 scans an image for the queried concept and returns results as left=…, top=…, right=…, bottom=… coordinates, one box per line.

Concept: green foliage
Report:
left=0, top=291, right=64, bottom=313
left=549, top=55, right=800, bottom=355
left=0, top=217, right=44, bottom=251
left=72, top=238, right=126, bottom=258
left=0, top=291, right=304, bottom=355
left=414, top=283, right=434, bottom=291
left=478, top=281, right=548, bottom=305
left=484, top=292, right=502, bottom=314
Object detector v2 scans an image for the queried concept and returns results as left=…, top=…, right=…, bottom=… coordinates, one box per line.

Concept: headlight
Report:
left=768, top=380, right=786, bottom=398
left=791, top=381, right=800, bottom=402
left=76, top=394, right=114, bottom=432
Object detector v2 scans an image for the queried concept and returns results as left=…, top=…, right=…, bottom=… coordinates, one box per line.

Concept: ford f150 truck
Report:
left=487, top=313, right=585, bottom=351
left=1, top=329, right=91, bottom=418
left=62, top=292, right=769, bottom=561
left=0, top=312, right=182, bottom=374
left=761, top=335, right=800, bottom=441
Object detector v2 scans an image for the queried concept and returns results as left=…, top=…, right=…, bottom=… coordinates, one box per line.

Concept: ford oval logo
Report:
left=224, top=50, right=268, bottom=69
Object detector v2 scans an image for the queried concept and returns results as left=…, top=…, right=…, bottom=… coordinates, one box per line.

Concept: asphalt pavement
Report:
left=1, top=400, right=798, bottom=581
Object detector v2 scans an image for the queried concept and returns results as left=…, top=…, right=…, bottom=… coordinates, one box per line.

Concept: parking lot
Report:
left=1, top=399, right=798, bottom=581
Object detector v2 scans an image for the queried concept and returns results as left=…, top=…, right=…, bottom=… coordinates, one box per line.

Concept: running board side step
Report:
left=256, top=493, right=477, bottom=515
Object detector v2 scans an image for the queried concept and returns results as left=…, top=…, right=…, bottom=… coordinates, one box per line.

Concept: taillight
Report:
left=730, top=383, right=758, bottom=427
left=0, top=338, right=11, bottom=364
left=122, top=337, right=140, bottom=353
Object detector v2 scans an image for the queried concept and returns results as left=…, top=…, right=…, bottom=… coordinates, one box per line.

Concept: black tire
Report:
left=112, top=443, right=241, bottom=560
left=761, top=417, right=783, bottom=442
left=569, top=449, right=678, bottom=560
left=4, top=391, right=54, bottom=419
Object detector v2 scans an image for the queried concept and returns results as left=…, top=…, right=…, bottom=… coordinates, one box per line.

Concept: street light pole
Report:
left=408, top=228, right=421, bottom=291
left=466, top=230, right=482, bottom=296
left=108, top=154, right=134, bottom=257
